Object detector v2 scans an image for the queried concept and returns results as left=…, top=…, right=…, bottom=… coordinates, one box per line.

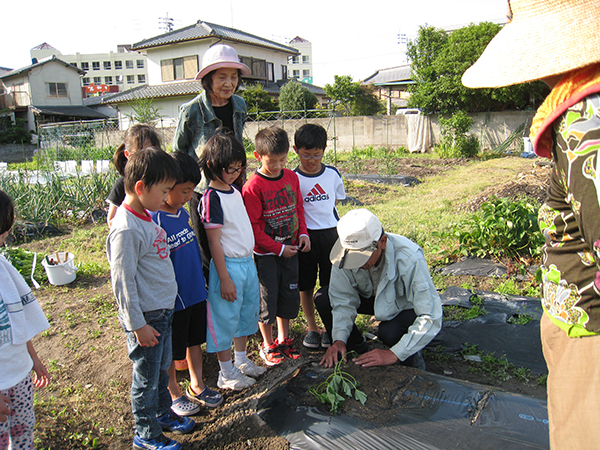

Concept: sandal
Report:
left=171, top=396, right=200, bottom=416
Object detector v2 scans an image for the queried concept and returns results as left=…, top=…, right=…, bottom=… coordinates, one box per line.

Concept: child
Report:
left=242, top=127, right=311, bottom=366
left=106, top=147, right=194, bottom=450
left=199, top=130, right=266, bottom=390
left=0, top=189, right=51, bottom=449
left=149, top=152, right=223, bottom=414
left=106, top=124, right=161, bottom=226
left=293, top=124, right=346, bottom=349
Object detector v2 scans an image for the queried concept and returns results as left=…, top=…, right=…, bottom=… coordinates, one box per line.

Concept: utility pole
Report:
left=159, top=13, right=174, bottom=33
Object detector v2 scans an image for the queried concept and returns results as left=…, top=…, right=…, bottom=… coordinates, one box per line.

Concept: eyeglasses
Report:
left=224, top=166, right=245, bottom=174
left=298, top=154, right=323, bottom=161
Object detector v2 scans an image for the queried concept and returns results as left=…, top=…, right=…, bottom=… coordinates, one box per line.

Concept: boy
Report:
left=293, top=124, right=346, bottom=349
left=106, top=147, right=194, bottom=450
left=149, top=152, right=223, bottom=415
left=242, top=127, right=311, bottom=366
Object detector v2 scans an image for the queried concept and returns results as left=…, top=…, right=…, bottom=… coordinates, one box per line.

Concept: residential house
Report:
left=0, top=55, right=107, bottom=133
left=362, top=64, right=414, bottom=114
left=287, top=37, right=313, bottom=84
left=97, top=20, right=327, bottom=126
left=30, top=43, right=149, bottom=96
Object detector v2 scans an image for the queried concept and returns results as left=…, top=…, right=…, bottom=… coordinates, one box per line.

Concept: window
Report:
left=126, top=60, right=133, bottom=69
left=281, top=65, right=288, bottom=80
left=303, top=69, right=310, bottom=77
left=71, top=62, right=77, bottom=68
left=302, top=55, right=310, bottom=64
left=267, top=62, right=274, bottom=82
left=82, top=77, right=90, bottom=86
left=137, top=60, right=144, bottom=69
left=93, top=77, right=101, bottom=84
left=115, top=61, right=122, bottom=69
left=92, top=61, right=100, bottom=70
left=160, top=55, right=198, bottom=82
left=46, top=82, right=68, bottom=98
left=293, top=70, right=300, bottom=78
left=127, top=75, right=135, bottom=84
left=81, top=62, right=89, bottom=70
left=116, top=75, right=123, bottom=85
left=105, top=76, right=113, bottom=85
left=239, top=56, right=267, bottom=81
left=103, top=61, right=111, bottom=70
left=290, top=55, right=299, bottom=64
left=137, top=74, right=146, bottom=84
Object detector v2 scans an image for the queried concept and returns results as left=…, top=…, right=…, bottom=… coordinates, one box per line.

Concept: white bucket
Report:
left=42, top=252, right=77, bottom=285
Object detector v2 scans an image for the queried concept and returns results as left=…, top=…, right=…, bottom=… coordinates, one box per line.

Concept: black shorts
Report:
left=255, top=253, right=300, bottom=324
left=171, top=302, right=207, bottom=360
left=298, top=227, right=338, bottom=292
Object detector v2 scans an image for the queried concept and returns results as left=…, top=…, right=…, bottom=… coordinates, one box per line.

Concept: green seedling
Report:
left=309, top=353, right=367, bottom=414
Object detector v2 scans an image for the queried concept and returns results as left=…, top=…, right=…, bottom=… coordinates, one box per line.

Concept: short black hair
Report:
left=198, top=128, right=247, bottom=181
left=113, top=124, right=161, bottom=176
left=171, top=151, right=201, bottom=186
left=0, top=190, right=14, bottom=235
left=294, top=123, right=327, bottom=151
left=124, top=147, right=181, bottom=194
left=255, top=126, right=289, bottom=156
left=201, top=69, right=243, bottom=94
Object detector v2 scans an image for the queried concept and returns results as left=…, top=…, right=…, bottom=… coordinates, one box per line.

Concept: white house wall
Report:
left=29, top=61, right=83, bottom=107
left=143, top=40, right=292, bottom=85
left=115, top=95, right=197, bottom=130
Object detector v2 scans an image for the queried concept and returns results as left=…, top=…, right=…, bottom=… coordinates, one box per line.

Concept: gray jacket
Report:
left=328, top=233, right=442, bottom=361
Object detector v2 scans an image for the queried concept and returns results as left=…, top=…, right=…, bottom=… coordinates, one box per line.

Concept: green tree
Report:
left=126, top=97, right=163, bottom=124
left=0, top=113, right=31, bottom=144
left=324, top=75, right=385, bottom=116
left=407, top=23, right=549, bottom=114
left=240, top=83, right=276, bottom=113
left=278, top=80, right=318, bottom=111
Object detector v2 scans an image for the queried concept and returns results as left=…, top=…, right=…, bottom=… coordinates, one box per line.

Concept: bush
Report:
left=0, top=117, right=31, bottom=144
left=456, top=196, right=544, bottom=259
left=435, top=111, right=479, bottom=158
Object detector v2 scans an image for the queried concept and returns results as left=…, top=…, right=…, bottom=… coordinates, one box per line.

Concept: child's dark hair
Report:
left=124, top=147, right=181, bottom=194
left=171, top=152, right=201, bottom=186
left=255, top=126, right=289, bottom=156
left=113, top=124, right=161, bottom=176
left=0, top=190, right=14, bottom=235
left=294, top=123, right=327, bottom=151
left=198, top=128, right=247, bottom=181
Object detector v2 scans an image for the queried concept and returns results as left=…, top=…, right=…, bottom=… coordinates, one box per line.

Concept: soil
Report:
left=22, top=156, right=551, bottom=449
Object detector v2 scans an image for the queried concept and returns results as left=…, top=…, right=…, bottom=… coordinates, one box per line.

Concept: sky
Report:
left=2, top=0, right=507, bottom=87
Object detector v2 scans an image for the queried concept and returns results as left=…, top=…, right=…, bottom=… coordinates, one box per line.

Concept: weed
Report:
left=443, top=295, right=486, bottom=321
left=537, top=374, right=548, bottom=386
left=507, top=313, right=534, bottom=325
left=310, top=353, right=367, bottom=414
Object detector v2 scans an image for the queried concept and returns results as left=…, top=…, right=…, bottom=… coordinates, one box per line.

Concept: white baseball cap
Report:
left=195, top=44, right=251, bottom=80
left=330, top=209, right=383, bottom=270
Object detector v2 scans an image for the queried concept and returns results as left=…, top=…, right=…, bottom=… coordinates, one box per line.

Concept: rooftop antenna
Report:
left=159, top=13, right=174, bottom=33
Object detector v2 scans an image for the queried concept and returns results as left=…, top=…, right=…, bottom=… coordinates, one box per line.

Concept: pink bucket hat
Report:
left=195, top=44, right=251, bottom=80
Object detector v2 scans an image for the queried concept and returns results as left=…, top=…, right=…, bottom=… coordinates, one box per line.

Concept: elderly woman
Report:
left=173, top=44, right=250, bottom=275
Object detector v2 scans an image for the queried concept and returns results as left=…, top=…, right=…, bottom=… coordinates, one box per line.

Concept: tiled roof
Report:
left=98, top=79, right=327, bottom=105
left=0, top=56, right=83, bottom=79
left=289, top=36, right=310, bottom=44
left=133, top=20, right=298, bottom=55
left=0, top=67, right=13, bottom=76
left=31, top=105, right=107, bottom=119
left=362, top=65, right=413, bottom=86
left=31, top=42, right=58, bottom=50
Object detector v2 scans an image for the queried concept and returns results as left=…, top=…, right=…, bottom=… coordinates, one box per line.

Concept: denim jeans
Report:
left=125, top=309, right=173, bottom=439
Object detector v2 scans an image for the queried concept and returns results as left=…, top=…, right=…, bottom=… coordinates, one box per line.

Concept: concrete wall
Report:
left=0, top=144, right=37, bottom=163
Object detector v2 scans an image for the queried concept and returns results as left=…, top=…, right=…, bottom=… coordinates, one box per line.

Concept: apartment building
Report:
left=287, top=37, right=313, bottom=84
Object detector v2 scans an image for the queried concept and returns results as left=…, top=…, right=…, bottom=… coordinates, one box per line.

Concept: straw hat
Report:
left=462, top=0, right=600, bottom=88
left=330, top=209, right=383, bottom=270
left=195, top=44, right=251, bottom=80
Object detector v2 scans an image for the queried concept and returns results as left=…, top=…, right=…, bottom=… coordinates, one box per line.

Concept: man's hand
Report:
left=282, top=245, right=298, bottom=258
left=0, top=394, right=10, bottom=422
left=320, top=340, right=347, bottom=368
left=353, top=348, right=399, bottom=367
left=134, top=324, right=160, bottom=347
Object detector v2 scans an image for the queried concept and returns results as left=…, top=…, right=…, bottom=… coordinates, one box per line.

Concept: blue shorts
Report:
left=206, top=255, right=260, bottom=353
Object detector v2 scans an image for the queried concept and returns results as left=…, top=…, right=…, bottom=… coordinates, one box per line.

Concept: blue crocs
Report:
left=133, top=433, right=181, bottom=450
left=156, top=411, right=195, bottom=434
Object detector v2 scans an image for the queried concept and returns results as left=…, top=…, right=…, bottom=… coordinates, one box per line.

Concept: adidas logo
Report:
left=304, top=183, right=329, bottom=202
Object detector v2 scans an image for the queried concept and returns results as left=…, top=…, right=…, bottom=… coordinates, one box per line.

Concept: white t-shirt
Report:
left=295, top=164, right=346, bottom=230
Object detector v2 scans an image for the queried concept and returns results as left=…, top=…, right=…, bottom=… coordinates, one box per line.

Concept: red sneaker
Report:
left=276, top=338, right=302, bottom=360
left=259, top=343, right=285, bottom=366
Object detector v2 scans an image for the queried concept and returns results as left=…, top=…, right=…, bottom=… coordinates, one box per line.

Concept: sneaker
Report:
left=302, top=331, right=321, bottom=349
left=321, top=331, right=332, bottom=348
left=235, top=358, right=267, bottom=378
left=217, top=366, right=256, bottom=391
left=185, top=386, right=223, bottom=408
left=156, top=411, right=195, bottom=435
left=133, top=433, right=181, bottom=450
left=174, top=359, right=188, bottom=372
left=276, top=338, right=302, bottom=360
left=171, top=396, right=200, bottom=416
left=259, top=343, right=285, bottom=366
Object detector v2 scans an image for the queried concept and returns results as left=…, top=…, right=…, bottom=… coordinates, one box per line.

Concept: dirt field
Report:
left=21, top=155, right=551, bottom=449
